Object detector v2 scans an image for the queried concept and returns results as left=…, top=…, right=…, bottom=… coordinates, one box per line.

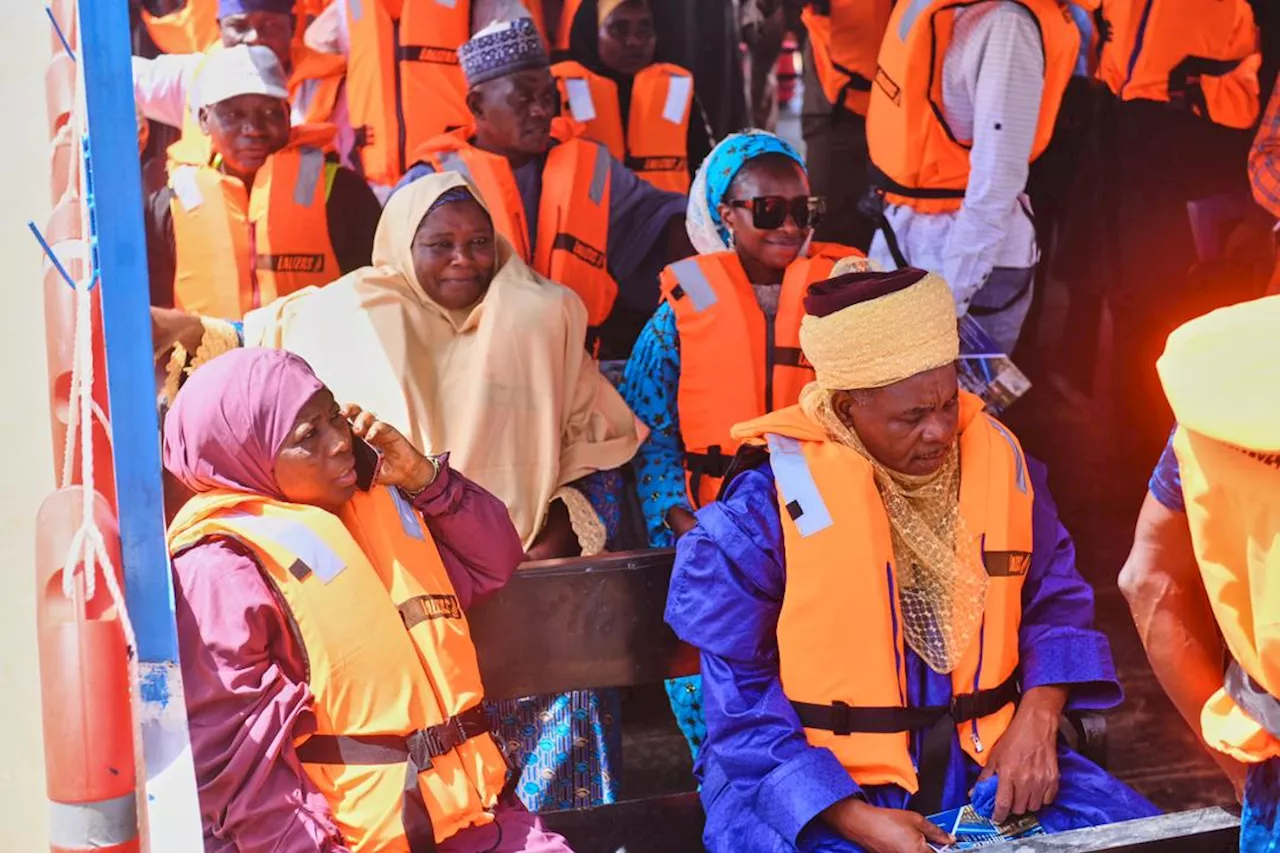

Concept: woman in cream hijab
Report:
left=154, top=171, right=643, bottom=810
left=160, top=170, right=642, bottom=558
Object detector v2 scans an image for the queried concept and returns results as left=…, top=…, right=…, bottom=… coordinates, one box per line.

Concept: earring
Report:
left=727, top=229, right=736, bottom=250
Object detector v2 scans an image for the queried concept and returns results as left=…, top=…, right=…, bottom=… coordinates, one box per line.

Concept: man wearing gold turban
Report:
left=665, top=264, right=1157, bottom=852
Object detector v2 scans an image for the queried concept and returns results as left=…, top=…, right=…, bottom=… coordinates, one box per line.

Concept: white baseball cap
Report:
left=198, top=44, right=289, bottom=109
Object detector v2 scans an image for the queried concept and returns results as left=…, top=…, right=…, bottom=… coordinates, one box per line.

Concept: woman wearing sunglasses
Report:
left=619, top=130, right=868, bottom=757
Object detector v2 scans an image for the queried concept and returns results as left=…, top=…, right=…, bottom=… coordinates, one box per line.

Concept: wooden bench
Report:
left=468, top=549, right=704, bottom=851
left=466, top=550, right=1238, bottom=853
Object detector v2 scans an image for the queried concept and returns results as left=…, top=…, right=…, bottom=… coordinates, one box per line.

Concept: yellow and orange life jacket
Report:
left=661, top=243, right=863, bottom=507
left=1098, top=0, right=1261, bottom=130
left=801, top=0, right=893, bottom=117
left=866, top=0, right=1079, bottom=213
left=410, top=122, right=618, bottom=329
left=169, top=485, right=509, bottom=850
left=552, top=61, right=694, bottom=193
left=1158, top=295, right=1280, bottom=764
left=731, top=393, right=1033, bottom=791
left=168, top=124, right=341, bottom=319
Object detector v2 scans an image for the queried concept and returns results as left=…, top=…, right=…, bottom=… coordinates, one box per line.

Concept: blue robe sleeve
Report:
left=390, top=162, right=436, bottom=198
left=1148, top=427, right=1185, bottom=513
left=568, top=469, right=623, bottom=543
left=619, top=304, right=688, bottom=548
left=1018, top=457, right=1123, bottom=711
left=667, top=464, right=859, bottom=846
left=605, top=154, right=686, bottom=314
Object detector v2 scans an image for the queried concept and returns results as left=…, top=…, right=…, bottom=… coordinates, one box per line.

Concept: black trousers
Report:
left=1101, top=97, right=1252, bottom=472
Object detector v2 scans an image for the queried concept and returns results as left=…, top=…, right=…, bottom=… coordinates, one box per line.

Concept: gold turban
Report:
left=598, top=0, right=628, bottom=24
left=798, top=263, right=959, bottom=391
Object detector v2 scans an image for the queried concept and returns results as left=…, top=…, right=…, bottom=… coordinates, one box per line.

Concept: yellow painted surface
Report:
left=0, top=1, right=58, bottom=844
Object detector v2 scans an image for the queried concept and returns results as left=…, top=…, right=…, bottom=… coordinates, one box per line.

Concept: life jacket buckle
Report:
left=405, top=730, right=435, bottom=771
left=831, top=699, right=853, bottom=736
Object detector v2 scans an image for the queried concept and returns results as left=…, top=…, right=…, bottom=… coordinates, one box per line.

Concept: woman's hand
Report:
left=341, top=403, right=436, bottom=493
left=822, top=798, right=953, bottom=852
left=523, top=500, right=581, bottom=562
left=152, top=306, right=205, bottom=359
left=666, top=506, right=698, bottom=538
left=976, top=685, right=1066, bottom=822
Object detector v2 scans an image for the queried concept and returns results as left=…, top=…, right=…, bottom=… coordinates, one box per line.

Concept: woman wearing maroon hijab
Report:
left=162, top=347, right=572, bottom=852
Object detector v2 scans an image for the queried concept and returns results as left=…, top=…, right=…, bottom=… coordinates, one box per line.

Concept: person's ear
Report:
left=198, top=106, right=213, bottom=136
left=466, top=88, right=485, bottom=121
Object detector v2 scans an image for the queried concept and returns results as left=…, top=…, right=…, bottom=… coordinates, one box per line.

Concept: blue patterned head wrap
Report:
left=701, top=131, right=805, bottom=247
left=459, top=16, right=550, bottom=88
left=218, top=0, right=292, bottom=15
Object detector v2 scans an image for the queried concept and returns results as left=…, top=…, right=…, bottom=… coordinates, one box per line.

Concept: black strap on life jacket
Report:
left=789, top=671, right=1020, bottom=736
left=685, top=445, right=735, bottom=508
left=295, top=705, right=494, bottom=853
left=862, top=164, right=967, bottom=270
left=1225, top=659, right=1280, bottom=741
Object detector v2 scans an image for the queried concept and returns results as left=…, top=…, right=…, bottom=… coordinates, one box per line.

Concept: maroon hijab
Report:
left=163, top=348, right=325, bottom=499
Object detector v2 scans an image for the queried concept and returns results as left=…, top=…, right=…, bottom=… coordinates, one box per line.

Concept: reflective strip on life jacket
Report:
left=1098, top=0, right=1261, bottom=129
left=48, top=792, right=138, bottom=851
left=765, top=432, right=834, bottom=537
left=866, top=0, right=1079, bottom=213
left=732, top=396, right=1031, bottom=791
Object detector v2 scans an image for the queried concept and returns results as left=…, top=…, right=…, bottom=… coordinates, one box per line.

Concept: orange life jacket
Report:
left=661, top=244, right=864, bottom=507
left=168, top=125, right=341, bottom=319
left=143, top=0, right=220, bottom=55
left=344, top=0, right=473, bottom=187
left=552, top=61, right=694, bottom=193
left=167, top=42, right=347, bottom=168
left=732, top=393, right=1033, bottom=791
left=1158, top=295, right=1280, bottom=764
left=801, top=0, right=893, bottom=117
left=1098, top=0, right=1261, bottom=130
left=553, top=0, right=584, bottom=55
left=168, top=486, right=508, bottom=849
left=866, top=0, right=1079, bottom=214
left=410, top=123, right=618, bottom=328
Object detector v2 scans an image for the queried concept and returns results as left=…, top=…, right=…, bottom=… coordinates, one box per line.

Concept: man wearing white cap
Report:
left=132, top=0, right=355, bottom=171
left=666, top=264, right=1158, bottom=851
left=144, top=45, right=381, bottom=320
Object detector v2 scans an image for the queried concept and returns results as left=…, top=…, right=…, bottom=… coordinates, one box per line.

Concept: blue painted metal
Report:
left=79, top=0, right=177, bottom=664
left=26, top=221, right=86, bottom=290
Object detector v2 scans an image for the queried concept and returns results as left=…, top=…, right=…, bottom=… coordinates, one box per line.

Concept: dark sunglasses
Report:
left=726, top=195, right=825, bottom=230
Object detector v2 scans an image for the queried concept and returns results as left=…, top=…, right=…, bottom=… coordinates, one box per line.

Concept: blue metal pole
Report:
left=78, top=2, right=204, bottom=846
left=79, top=0, right=175, bottom=665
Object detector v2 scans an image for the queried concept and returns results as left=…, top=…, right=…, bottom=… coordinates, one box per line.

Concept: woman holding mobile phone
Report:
left=163, top=346, right=572, bottom=852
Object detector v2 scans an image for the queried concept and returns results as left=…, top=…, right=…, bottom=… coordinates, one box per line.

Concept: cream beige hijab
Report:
left=244, top=172, right=642, bottom=547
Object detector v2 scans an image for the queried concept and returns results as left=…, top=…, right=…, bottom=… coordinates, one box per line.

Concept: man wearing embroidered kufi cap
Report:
left=666, top=261, right=1157, bottom=852
left=394, top=4, right=693, bottom=360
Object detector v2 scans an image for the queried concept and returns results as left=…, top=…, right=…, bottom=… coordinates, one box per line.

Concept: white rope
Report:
left=55, top=34, right=135, bottom=654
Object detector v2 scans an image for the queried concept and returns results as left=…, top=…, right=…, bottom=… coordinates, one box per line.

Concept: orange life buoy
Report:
left=35, top=488, right=139, bottom=853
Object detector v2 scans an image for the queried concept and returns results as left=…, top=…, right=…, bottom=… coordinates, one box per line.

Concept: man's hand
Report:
left=977, top=685, right=1066, bottom=822
left=822, top=797, right=954, bottom=853
left=151, top=306, right=204, bottom=359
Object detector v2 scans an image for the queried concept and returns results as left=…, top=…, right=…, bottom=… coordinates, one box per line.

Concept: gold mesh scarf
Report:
left=799, top=383, right=988, bottom=674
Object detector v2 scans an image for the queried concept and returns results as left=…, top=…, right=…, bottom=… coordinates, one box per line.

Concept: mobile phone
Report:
left=352, top=432, right=383, bottom=492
